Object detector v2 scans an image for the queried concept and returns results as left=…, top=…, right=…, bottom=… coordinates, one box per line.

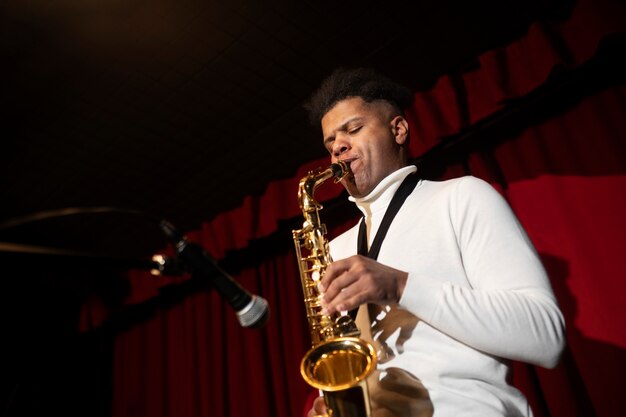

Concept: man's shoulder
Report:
left=421, top=175, right=487, bottom=187
left=411, top=176, right=502, bottom=212
left=419, top=175, right=495, bottom=196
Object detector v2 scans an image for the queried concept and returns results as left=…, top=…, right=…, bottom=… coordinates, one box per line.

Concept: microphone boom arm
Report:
left=159, top=220, right=269, bottom=328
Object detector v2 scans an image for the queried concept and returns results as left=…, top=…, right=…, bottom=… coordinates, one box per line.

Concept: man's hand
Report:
left=320, top=255, right=408, bottom=315
left=307, top=395, right=327, bottom=417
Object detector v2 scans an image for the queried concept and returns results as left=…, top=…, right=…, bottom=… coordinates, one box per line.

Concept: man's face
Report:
left=321, top=97, right=408, bottom=198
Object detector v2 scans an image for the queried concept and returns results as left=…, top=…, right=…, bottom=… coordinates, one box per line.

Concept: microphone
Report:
left=159, top=220, right=270, bottom=328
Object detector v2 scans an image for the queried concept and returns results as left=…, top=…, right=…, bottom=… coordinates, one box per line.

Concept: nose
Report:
left=331, top=133, right=351, bottom=158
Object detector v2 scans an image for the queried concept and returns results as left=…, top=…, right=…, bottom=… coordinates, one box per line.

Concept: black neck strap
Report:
left=357, top=169, right=419, bottom=260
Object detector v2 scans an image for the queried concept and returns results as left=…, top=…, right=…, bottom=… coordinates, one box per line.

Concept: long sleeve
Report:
left=399, top=177, right=565, bottom=368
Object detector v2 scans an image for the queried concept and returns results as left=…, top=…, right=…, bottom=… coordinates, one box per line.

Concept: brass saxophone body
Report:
left=292, top=161, right=377, bottom=417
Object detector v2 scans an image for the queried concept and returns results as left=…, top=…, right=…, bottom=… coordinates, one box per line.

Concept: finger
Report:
left=320, top=257, right=352, bottom=291
left=322, top=266, right=361, bottom=305
left=313, top=396, right=327, bottom=414
left=324, top=285, right=368, bottom=314
left=321, top=254, right=369, bottom=292
left=322, top=276, right=369, bottom=314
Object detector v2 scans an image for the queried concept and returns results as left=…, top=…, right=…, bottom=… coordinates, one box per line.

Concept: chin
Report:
left=344, top=177, right=371, bottom=198
left=346, top=185, right=367, bottom=199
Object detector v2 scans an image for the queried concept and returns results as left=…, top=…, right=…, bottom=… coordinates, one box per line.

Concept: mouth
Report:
left=337, top=158, right=358, bottom=181
left=337, top=157, right=357, bottom=169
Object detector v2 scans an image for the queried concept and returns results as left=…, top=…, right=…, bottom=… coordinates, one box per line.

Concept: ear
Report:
left=390, top=115, right=409, bottom=145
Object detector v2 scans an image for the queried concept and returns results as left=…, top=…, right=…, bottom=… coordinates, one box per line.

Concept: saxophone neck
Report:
left=298, top=161, right=351, bottom=213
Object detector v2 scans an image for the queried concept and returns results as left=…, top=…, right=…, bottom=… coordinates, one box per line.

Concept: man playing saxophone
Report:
left=304, top=68, right=565, bottom=417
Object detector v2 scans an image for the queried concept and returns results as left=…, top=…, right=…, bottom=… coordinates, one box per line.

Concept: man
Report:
left=304, top=68, right=565, bottom=417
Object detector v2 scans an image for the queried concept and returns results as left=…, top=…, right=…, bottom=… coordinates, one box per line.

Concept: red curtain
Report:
left=89, top=0, right=626, bottom=416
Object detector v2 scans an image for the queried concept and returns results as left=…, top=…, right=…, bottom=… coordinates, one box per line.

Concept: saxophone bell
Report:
left=302, top=337, right=376, bottom=417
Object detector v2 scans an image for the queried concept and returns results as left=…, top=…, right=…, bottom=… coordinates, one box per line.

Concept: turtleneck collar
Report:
left=349, top=165, right=418, bottom=221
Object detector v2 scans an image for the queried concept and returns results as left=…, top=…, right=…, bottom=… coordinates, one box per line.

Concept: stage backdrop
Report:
left=80, top=0, right=626, bottom=416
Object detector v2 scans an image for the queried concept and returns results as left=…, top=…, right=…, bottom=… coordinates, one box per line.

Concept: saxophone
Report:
left=292, top=161, right=377, bottom=417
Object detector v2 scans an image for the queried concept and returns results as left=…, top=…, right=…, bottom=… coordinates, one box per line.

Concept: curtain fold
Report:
left=97, top=0, right=626, bottom=416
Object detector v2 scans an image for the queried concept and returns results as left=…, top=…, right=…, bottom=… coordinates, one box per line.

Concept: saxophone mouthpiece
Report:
left=331, top=160, right=352, bottom=182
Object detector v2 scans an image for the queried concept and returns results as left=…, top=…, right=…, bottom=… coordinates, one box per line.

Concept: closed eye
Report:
left=348, top=126, right=362, bottom=135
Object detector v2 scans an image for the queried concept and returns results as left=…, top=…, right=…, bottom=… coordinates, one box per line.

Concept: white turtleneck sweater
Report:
left=329, top=166, right=565, bottom=417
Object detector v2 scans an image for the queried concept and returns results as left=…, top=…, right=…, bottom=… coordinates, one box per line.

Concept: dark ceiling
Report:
left=0, top=0, right=574, bottom=258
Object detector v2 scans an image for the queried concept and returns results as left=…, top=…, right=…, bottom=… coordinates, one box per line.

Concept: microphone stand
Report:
left=0, top=241, right=177, bottom=274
